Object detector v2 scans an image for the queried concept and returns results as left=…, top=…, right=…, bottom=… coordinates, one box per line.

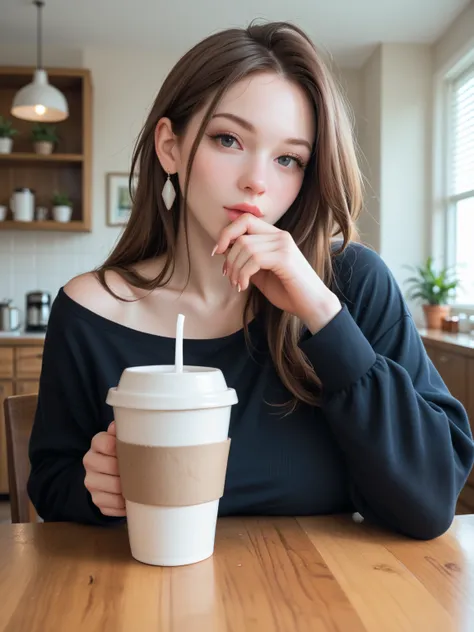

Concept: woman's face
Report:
left=173, top=71, right=315, bottom=242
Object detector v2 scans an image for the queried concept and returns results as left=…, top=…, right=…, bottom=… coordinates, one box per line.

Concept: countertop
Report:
left=1, top=327, right=473, bottom=353
left=0, top=331, right=46, bottom=346
left=418, top=328, right=474, bottom=357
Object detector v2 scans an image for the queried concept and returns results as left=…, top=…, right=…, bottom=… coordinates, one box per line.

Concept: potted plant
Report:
left=52, top=191, right=73, bottom=222
left=404, top=257, right=459, bottom=329
left=31, top=123, right=59, bottom=155
left=0, top=116, right=18, bottom=154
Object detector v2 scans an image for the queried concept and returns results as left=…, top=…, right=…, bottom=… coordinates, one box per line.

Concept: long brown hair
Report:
left=96, top=20, right=363, bottom=412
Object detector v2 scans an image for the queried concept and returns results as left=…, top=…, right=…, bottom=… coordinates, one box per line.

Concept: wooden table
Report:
left=1, top=515, right=474, bottom=631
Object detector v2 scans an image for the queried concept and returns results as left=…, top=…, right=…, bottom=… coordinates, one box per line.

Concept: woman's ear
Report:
left=154, top=117, right=179, bottom=174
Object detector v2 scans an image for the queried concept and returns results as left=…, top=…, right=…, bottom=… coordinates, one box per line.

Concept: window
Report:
left=447, top=64, right=474, bottom=305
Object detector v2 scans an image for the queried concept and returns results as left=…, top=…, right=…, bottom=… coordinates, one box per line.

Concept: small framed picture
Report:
left=106, top=172, right=137, bottom=226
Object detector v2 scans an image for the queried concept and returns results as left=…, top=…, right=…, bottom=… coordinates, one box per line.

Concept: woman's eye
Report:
left=277, top=156, right=294, bottom=167
left=216, top=134, right=238, bottom=148
left=277, top=155, right=304, bottom=168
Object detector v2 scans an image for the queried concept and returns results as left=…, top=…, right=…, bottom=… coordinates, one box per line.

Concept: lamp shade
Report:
left=11, top=69, right=68, bottom=122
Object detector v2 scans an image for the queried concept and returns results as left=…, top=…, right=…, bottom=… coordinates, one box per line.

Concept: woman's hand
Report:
left=83, top=421, right=127, bottom=517
left=212, top=213, right=341, bottom=334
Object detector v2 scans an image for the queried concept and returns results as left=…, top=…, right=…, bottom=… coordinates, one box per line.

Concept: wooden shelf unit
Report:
left=0, top=220, right=89, bottom=232
left=0, top=67, right=92, bottom=232
left=0, top=152, right=84, bottom=163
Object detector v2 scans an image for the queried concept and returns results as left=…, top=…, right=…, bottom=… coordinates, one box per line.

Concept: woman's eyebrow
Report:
left=211, top=112, right=312, bottom=152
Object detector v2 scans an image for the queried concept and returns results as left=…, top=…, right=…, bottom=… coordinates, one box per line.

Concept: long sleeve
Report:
left=27, top=296, right=125, bottom=526
left=300, top=245, right=474, bottom=540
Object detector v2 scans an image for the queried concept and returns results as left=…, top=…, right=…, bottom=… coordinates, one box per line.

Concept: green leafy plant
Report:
left=404, top=257, right=459, bottom=305
left=0, top=116, right=18, bottom=138
left=31, top=123, right=59, bottom=144
left=52, top=191, right=72, bottom=207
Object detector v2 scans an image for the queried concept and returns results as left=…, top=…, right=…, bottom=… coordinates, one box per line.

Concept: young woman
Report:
left=27, top=21, right=474, bottom=539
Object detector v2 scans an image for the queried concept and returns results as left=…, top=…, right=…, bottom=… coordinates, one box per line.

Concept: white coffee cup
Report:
left=106, top=364, right=238, bottom=567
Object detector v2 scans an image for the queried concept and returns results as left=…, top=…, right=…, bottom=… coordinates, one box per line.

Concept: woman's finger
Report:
left=100, top=507, right=127, bottom=517
left=91, top=491, right=126, bottom=512
left=225, top=235, right=278, bottom=285
left=83, top=451, right=120, bottom=476
left=236, top=258, right=263, bottom=292
left=91, top=431, right=117, bottom=457
left=213, top=213, right=279, bottom=256
left=226, top=238, right=278, bottom=288
left=85, top=470, right=123, bottom=495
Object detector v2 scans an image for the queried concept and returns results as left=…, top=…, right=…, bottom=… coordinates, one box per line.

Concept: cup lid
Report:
left=106, top=365, right=238, bottom=411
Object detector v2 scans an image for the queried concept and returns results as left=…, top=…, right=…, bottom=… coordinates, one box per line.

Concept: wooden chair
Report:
left=3, top=393, right=39, bottom=523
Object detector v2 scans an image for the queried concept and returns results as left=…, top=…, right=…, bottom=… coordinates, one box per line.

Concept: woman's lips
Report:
left=224, top=204, right=264, bottom=221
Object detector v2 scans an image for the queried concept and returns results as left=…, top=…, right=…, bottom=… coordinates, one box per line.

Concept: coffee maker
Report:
left=25, top=291, right=51, bottom=332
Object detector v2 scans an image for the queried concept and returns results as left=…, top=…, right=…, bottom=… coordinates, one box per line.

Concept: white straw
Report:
left=175, top=313, right=185, bottom=373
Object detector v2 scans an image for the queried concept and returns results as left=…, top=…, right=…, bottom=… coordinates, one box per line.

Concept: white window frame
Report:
left=432, top=45, right=474, bottom=314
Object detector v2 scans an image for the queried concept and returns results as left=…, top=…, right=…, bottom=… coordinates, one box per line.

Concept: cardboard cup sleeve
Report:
left=116, top=438, right=231, bottom=506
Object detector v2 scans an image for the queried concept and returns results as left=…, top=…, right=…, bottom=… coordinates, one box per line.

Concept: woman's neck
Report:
left=137, top=212, right=248, bottom=313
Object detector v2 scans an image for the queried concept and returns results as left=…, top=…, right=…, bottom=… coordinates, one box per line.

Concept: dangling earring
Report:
left=162, top=172, right=176, bottom=210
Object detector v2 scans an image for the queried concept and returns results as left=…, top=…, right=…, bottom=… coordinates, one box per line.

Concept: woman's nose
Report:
left=237, top=163, right=267, bottom=196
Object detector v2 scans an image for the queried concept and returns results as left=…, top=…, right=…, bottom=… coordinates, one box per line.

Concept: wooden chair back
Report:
left=3, top=393, right=39, bottom=523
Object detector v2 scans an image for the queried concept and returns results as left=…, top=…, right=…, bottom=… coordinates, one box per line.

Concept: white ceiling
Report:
left=0, top=0, right=470, bottom=68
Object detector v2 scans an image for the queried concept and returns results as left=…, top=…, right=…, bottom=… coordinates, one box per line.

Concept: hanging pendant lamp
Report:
left=11, top=1, right=68, bottom=122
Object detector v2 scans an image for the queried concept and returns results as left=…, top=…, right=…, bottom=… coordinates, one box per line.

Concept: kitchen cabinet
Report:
left=420, top=328, right=474, bottom=514
left=0, top=338, right=44, bottom=494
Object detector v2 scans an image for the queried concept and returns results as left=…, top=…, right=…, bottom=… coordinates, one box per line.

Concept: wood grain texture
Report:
left=0, top=515, right=473, bottom=632
left=0, top=153, right=84, bottom=162
left=0, top=338, right=44, bottom=348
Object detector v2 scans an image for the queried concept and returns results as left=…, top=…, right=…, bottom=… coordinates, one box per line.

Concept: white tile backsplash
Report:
left=1, top=231, right=113, bottom=328
left=12, top=233, right=38, bottom=255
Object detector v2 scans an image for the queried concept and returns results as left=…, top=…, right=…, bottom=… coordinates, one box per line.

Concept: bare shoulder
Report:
left=63, top=270, right=137, bottom=320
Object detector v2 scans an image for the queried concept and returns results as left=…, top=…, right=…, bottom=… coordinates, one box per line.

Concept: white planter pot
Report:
left=0, top=137, right=13, bottom=154
left=34, top=141, right=53, bottom=155
left=53, top=205, right=72, bottom=222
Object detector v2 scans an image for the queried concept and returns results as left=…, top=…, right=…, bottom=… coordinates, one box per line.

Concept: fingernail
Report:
left=237, top=283, right=241, bottom=293
left=211, top=245, right=218, bottom=257
left=222, top=263, right=227, bottom=276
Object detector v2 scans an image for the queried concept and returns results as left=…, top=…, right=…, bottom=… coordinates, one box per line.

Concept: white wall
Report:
left=358, top=47, right=382, bottom=252
left=355, top=44, right=433, bottom=323
left=0, top=45, right=175, bottom=322
left=433, top=0, right=474, bottom=73
left=379, top=44, right=432, bottom=285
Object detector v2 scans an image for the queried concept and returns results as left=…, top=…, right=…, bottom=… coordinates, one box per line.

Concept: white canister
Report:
left=0, top=138, right=13, bottom=154
left=10, top=188, right=35, bottom=222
